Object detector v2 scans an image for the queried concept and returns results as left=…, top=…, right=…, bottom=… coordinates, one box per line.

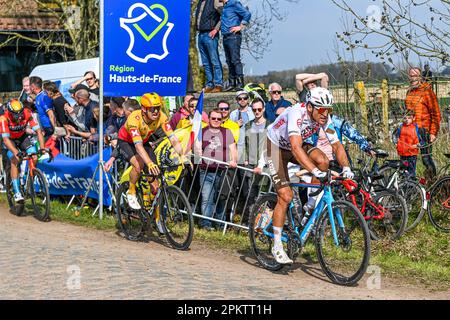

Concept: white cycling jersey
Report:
left=267, top=102, right=339, bottom=150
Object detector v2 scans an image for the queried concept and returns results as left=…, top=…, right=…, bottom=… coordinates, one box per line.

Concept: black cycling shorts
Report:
left=2, top=134, right=37, bottom=159
left=117, top=139, right=157, bottom=164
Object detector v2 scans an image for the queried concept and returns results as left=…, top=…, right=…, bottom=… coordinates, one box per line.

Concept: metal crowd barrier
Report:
left=176, top=155, right=274, bottom=235
left=59, top=136, right=99, bottom=160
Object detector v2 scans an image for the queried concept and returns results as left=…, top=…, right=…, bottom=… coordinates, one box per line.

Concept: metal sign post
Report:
left=99, top=0, right=105, bottom=219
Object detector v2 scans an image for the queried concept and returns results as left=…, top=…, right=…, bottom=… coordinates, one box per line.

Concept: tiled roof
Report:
left=0, top=16, right=60, bottom=31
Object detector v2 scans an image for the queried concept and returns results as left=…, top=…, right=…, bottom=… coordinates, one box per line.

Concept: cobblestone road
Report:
left=0, top=206, right=448, bottom=300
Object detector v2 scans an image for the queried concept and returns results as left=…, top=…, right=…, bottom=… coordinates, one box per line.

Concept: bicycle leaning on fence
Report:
left=248, top=170, right=371, bottom=286
left=115, top=163, right=194, bottom=250
left=377, top=158, right=428, bottom=232
left=427, top=153, right=450, bottom=232
left=5, top=149, right=53, bottom=221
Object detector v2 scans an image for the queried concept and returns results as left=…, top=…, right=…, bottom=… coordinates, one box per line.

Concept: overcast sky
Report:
left=240, top=0, right=442, bottom=76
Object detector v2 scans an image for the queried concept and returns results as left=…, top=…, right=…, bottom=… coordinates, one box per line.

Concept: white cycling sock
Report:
left=273, top=226, right=283, bottom=250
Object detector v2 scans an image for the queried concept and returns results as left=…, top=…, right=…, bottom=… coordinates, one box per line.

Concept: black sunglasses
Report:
left=237, top=96, right=249, bottom=101
left=210, top=117, right=223, bottom=121
left=270, top=90, right=282, bottom=95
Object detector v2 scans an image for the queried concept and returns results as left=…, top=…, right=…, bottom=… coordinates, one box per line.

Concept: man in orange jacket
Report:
left=405, top=67, right=441, bottom=177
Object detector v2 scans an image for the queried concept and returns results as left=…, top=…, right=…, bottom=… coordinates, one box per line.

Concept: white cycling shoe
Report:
left=272, top=246, right=293, bottom=264
left=14, top=192, right=24, bottom=203
left=155, top=220, right=166, bottom=234
left=126, top=192, right=141, bottom=210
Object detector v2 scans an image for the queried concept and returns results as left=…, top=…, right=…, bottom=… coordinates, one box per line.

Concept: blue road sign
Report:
left=103, top=1, right=190, bottom=97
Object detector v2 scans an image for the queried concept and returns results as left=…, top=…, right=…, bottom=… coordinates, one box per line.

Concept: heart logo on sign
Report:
left=120, top=3, right=174, bottom=63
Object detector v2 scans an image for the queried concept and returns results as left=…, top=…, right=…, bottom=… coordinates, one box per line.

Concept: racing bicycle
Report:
left=249, top=170, right=371, bottom=286
left=5, top=149, right=52, bottom=221
left=115, top=164, right=194, bottom=250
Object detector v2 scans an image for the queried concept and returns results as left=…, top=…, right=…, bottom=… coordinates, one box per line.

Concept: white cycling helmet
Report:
left=306, top=87, right=334, bottom=107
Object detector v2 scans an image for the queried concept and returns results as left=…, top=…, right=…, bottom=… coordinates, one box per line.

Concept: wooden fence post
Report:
left=354, top=81, right=368, bottom=136
left=381, top=79, right=389, bottom=140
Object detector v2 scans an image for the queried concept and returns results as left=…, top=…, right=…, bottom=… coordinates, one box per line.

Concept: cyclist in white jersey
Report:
left=265, top=87, right=354, bottom=264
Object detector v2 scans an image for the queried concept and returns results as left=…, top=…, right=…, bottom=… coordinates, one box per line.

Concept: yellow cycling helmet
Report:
left=140, top=92, right=163, bottom=109
left=7, top=99, right=24, bottom=114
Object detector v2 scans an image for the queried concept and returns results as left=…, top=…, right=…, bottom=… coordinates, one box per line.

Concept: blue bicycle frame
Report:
left=263, top=182, right=345, bottom=247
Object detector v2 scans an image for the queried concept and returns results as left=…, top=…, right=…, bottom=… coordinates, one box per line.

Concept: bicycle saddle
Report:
left=374, top=149, right=389, bottom=158
left=384, top=160, right=409, bottom=170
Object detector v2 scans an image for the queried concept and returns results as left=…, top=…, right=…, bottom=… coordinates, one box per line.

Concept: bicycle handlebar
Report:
left=295, top=169, right=346, bottom=197
left=17, top=148, right=53, bottom=163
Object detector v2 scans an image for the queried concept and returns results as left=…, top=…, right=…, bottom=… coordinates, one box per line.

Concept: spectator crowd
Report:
left=0, top=10, right=444, bottom=231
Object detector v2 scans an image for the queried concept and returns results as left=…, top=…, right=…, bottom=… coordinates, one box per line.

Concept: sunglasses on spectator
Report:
left=270, top=90, right=282, bottom=95
left=237, top=96, right=249, bottom=101
left=219, top=107, right=230, bottom=111
left=86, top=77, right=95, bottom=81
left=210, top=117, right=223, bottom=121
left=252, top=108, right=263, bottom=112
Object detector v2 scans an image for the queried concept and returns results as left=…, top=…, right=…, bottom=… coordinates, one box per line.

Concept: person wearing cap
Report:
left=230, top=90, right=254, bottom=164
left=264, top=82, right=292, bottom=123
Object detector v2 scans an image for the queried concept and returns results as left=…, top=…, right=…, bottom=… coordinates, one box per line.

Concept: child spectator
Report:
left=393, top=110, right=424, bottom=177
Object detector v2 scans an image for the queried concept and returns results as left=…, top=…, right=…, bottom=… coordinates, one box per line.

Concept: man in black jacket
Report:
left=195, top=0, right=224, bottom=93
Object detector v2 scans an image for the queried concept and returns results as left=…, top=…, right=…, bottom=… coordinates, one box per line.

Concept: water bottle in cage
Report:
left=301, top=208, right=312, bottom=227
left=255, top=207, right=273, bottom=230
left=292, top=188, right=303, bottom=224
left=20, top=161, right=27, bottom=186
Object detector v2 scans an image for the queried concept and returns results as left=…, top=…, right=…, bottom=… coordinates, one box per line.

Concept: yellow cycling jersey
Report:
left=118, top=110, right=174, bottom=144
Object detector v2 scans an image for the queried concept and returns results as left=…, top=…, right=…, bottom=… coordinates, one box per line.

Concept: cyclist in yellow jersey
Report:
left=117, top=92, right=184, bottom=210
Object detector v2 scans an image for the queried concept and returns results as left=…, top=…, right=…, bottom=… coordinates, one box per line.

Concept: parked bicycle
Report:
left=249, top=170, right=371, bottom=286
left=377, top=159, right=428, bottom=232
left=5, top=149, right=53, bottom=221
left=345, top=150, right=408, bottom=240
left=427, top=153, right=450, bottom=232
left=115, top=164, right=194, bottom=250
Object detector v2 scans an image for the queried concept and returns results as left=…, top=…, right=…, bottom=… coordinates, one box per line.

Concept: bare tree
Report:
left=0, top=0, right=99, bottom=60
left=332, top=0, right=450, bottom=68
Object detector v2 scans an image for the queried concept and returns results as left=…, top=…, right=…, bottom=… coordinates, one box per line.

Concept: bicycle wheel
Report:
left=315, top=200, right=371, bottom=286
left=369, top=190, right=408, bottom=240
left=398, top=180, right=426, bottom=232
left=248, top=193, right=283, bottom=271
left=115, top=182, right=146, bottom=241
left=5, top=168, right=25, bottom=216
left=29, top=168, right=50, bottom=221
left=158, top=185, right=194, bottom=250
left=428, top=176, right=450, bottom=232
